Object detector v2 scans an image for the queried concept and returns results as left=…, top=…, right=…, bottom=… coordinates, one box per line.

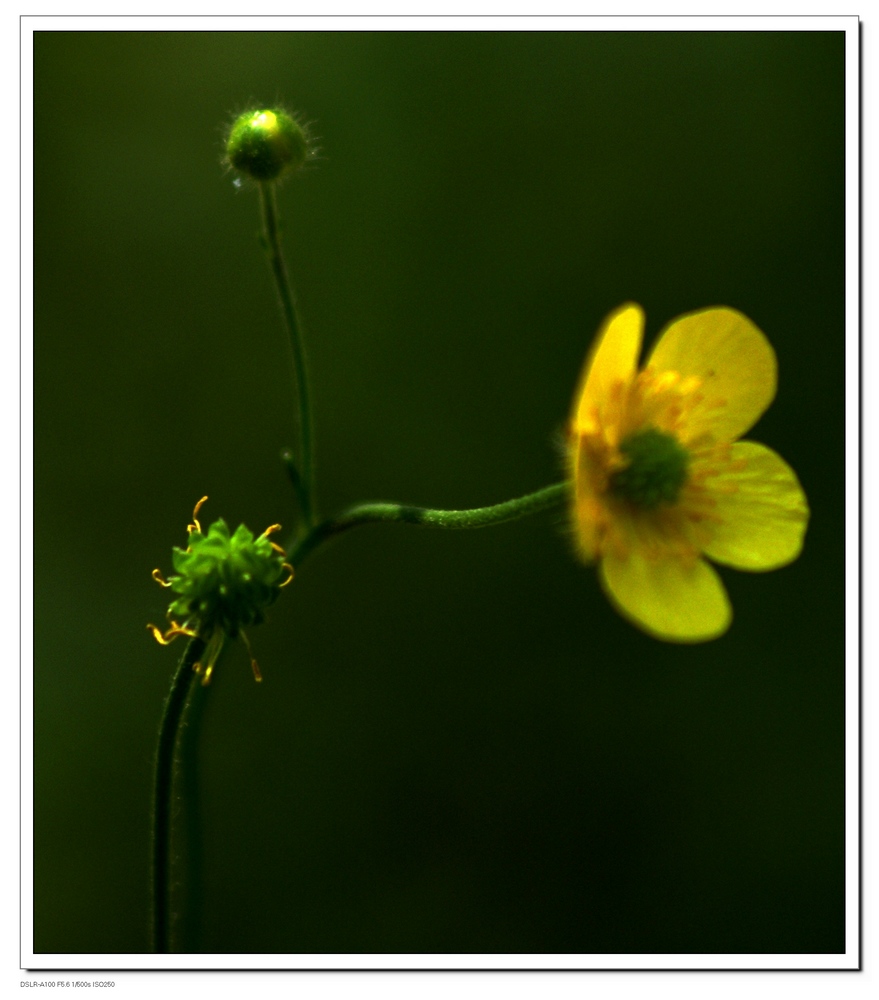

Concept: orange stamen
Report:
left=188, top=495, right=209, bottom=535
left=240, top=629, right=263, bottom=682
left=193, top=627, right=225, bottom=685
left=147, top=621, right=198, bottom=646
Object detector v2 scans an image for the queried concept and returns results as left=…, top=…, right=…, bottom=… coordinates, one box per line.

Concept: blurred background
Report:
left=33, top=30, right=845, bottom=955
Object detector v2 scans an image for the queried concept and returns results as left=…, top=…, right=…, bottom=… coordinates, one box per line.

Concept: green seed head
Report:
left=225, top=108, right=309, bottom=182
left=610, top=427, right=691, bottom=509
left=166, top=518, right=289, bottom=638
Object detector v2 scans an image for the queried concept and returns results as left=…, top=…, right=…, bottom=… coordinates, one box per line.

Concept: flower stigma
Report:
left=610, top=427, right=691, bottom=509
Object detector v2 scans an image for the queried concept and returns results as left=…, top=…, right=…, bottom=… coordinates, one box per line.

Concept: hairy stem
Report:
left=289, top=481, right=568, bottom=568
left=259, top=181, right=315, bottom=530
left=151, top=636, right=205, bottom=953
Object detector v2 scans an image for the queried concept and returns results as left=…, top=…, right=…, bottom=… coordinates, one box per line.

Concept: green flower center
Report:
left=168, top=519, right=288, bottom=638
left=610, top=427, right=691, bottom=509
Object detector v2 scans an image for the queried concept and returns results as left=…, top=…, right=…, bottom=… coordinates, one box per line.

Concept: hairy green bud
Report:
left=225, top=108, right=309, bottom=181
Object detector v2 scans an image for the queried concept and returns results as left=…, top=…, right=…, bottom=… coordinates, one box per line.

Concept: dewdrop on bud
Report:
left=225, top=108, right=309, bottom=182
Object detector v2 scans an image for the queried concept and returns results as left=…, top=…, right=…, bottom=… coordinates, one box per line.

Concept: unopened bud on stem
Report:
left=226, top=108, right=309, bottom=182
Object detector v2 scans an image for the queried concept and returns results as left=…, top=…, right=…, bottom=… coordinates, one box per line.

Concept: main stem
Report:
left=149, top=481, right=567, bottom=949
left=290, top=481, right=568, bottom=568
left=151, top=635, right=204, bottom=954
left=258, top=181, right=315, bottom=530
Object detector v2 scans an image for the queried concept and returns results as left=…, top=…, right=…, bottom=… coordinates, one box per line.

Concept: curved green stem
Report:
left=290, top=481, right=568, bottom=568
left=151, top=635, right=205, bottom=953
left=174, top=660, right=211, bottom=954
left=258, top=181, right=315, bottom=530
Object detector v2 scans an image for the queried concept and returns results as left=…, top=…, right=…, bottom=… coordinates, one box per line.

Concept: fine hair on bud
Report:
left=225, top=107, right=311, bottom=182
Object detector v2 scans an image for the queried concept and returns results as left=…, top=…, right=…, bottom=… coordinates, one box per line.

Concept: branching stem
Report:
left=289, top=481, right=568, bottom=568
left=259, top=181, right=315, bottom=530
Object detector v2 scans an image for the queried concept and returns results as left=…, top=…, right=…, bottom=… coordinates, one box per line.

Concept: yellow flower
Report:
left=569, top=303, right=809, bottom=642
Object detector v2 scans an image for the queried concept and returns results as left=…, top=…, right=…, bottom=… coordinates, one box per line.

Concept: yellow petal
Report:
left=647, top=307, right=777, bottom=443
left=573, top=303, right=644, bottom=432
left=571, top=437, right=602, bottom=562
left=702, top=441, right=809, bottom=570
left=599, top=551, right=732, bottom=642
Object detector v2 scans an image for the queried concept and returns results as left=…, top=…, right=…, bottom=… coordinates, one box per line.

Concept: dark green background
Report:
left=34, top=30, right=845, bottom=955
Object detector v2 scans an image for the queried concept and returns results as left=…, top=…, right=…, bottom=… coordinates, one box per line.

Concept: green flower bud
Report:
left=225, top=108, right=309, bottom=182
